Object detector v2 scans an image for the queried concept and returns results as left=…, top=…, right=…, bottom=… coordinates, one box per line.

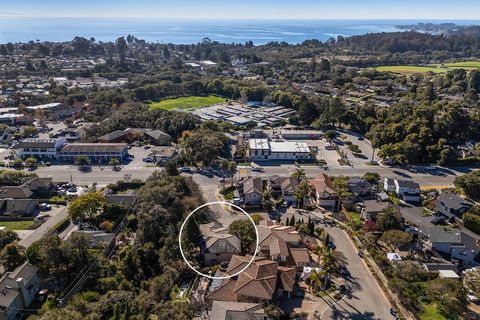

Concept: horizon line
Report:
left=1, top=16, right=480, bottom=21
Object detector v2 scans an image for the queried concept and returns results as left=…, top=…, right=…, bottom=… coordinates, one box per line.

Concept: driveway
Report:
left=19, top=205, right=68, bottom=248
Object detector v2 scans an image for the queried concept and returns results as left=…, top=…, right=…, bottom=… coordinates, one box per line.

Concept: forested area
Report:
left=25, top=170, right=204, bottom=319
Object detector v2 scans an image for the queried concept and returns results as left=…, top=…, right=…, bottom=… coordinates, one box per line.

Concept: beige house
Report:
left=309, top=173, right=337, bottom=209
left=200, top=222, right=241, bottom=266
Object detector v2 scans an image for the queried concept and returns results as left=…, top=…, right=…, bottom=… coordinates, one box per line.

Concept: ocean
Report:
left=0, top=18, right=479, bottom=44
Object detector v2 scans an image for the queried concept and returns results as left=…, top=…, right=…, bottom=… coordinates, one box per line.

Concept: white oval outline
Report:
left=178, top=201, right=259, bottom=280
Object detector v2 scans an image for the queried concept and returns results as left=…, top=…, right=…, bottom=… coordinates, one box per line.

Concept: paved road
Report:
left=247, top=164, right=466, bottom=187
left=19, top=206, right=68, bottom=248
left=319, top=225, right=393, bottom=320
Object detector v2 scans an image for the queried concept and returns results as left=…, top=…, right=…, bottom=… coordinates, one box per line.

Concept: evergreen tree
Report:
left=285, top=217, right=290, bottom=226
left=290, top=215, right=295, bottom=226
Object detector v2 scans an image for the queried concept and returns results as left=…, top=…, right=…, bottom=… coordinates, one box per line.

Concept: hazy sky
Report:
left=2, top=0, right=480, bottom=19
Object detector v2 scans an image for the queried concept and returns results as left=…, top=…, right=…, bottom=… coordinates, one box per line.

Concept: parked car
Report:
left=143, top=156, right=155, bottom=163
left=40, top=203, right=52, bottom=211
left=179, top=166, right=192, bottom=173
left=431, top=216, right=446, bottom=225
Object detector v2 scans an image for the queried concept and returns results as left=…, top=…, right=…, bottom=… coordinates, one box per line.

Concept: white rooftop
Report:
left=270, top=141, right=310, bottom=153
left=249, top=138, right=270, bottom=150
left=439, top=269, right=460, bottom=279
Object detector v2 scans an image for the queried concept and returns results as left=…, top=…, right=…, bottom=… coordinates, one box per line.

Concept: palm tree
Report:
left=320, top=247, right=344, bottom=276
left=307, top=270, right=326, bottom=293
left=334, top=176, right=352, bottom=213
left=228, top=160, right=237, bottom=187
left=294, top=180, right=310, bottom=208
left=291, top=165, right=306, bottom=181
left=296, top=223, right=310, bottom=238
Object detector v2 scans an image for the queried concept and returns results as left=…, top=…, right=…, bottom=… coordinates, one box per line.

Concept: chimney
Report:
left=16, top=277, right=28, bottom=308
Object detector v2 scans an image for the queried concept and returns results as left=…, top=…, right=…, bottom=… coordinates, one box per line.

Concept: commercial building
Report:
left=12, top=138, right=67, bottom=159
left=59, top=143, right=128, bottom=163
left=248, top=139, right=312, bottom=161
left=280, top=130, right=323, bottom=140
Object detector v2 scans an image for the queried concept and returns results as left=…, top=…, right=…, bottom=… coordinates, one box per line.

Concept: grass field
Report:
left=0, top=220, right=34, bottom=230
left=374, top=61, right=480, bottom=74
left=420, top=303, right=447, bottom=320
left=374, top=66, right=447, bottom=74
left=148, top=95, right=225, bottom=110
left=437, top=61, right=480, bottom=69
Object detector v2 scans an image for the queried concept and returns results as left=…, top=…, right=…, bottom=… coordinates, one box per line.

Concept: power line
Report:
left=56, top=200, right=136, bottom=306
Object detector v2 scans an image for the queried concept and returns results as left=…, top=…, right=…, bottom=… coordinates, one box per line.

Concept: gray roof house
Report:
left=144, top=130, right=172, bottom=146
left=200, top=222, right=242, bottom=266
left=209, top=301, right=268, bottom=320
left=0, top=262, right=39, bottom=320
left=436, top=193, right=474, bottom=221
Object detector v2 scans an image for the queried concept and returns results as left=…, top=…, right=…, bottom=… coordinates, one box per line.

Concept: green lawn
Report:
left=374, top=66, right=446, bottom=74
left=0, top=220, right=34, bottom=230
left=437, top=61, right=480, bottom=69
left=374, top=61, right=480, bottom=74
left=148, top=96, right=226, bottom=110
left=420, top=303, right=448, bottom=320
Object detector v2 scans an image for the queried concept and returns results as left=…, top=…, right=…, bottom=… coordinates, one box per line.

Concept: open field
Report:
left=0, top=220, right=34, bottom=230
left=374, top=65, right=447, bottom=74
left=148, top=95, right=225, bottom=110
left=437, top=61, right=480, bottom=69
left=374, top=61, right=480, bottom=74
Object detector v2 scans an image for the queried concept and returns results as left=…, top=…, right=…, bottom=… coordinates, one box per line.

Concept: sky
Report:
left=1, top=0, right=480, bottom=20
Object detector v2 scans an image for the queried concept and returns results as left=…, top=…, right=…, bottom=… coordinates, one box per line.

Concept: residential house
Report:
left=12, top=137, right=67, bottom=159
left=361, top=200, right=391, bottom=220
left=207, top=255, right=296, bottom=303
left=200, top=222, right=242, bottom=266
left=347, top=177, right=374, bottom=202
left=21, top=177, right=54, bottom=197
left=238, top=177, right=263, bottom=207
left=151, top=146, right=176, bottom=165
left=209, top=301, right=268, bottom=320
left=309, top=173, right=336, bottom=209
left=0, top=262, right=39, bottom=320
left=436, top=193, right=474, bottom=222
left=105, top=192, right=136, bottom=207
left=73, top=230, right=115, bottom=248
left=394, top=179, right=421, bottom=203
left=98, top=129, right=132, bottom=143
left=268, top=176, right=299, bottom=204
left=0, top=186, right=33, bottom=199
left=257, top=220, right=311, bottom=268
left=144, top=130, right=172, bottom=146
left=0, top=199, right=39, bottom=217
left=428, top=227, right=480, bottom=267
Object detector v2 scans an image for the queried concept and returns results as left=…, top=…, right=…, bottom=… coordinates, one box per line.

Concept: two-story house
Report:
left=394, top=179, right=421, bottom=203
left=0, top=262, right=39, bottom=320
left=200, top=222, right=242, bottom=266
left=436, top=192, right=474, bottom=222
left=309, top=173, right=336, bottom=209
left=12, top=137, right=67, bottom=159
